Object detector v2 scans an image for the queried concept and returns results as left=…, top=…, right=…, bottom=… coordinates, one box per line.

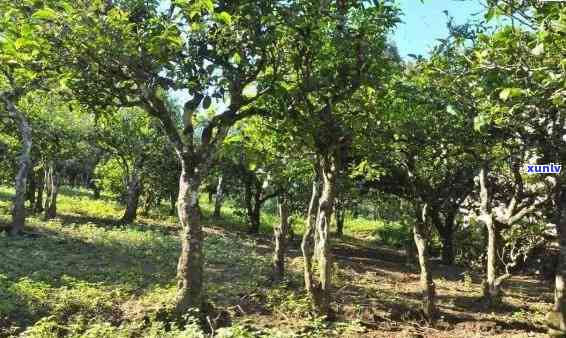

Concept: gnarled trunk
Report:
left=213, top=175, right=223, bottom=218
left=43, top=162, right=59, bottom=220
left=547, top=186, right=566, bottom=336
left=272, top=194, right=290, bottom=282
left=175, top=158, right=205, bottom=315
left=9, top=105, right=32, bottom=235
left=414, top=203, right=436, bottom=320
left=304, top=156, right=337, bottom=317
left=478, top=163, right=505, bottom=304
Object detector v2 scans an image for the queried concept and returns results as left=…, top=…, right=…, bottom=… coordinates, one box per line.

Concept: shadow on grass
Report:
left=58, top=186, right=115, bottom=203
left=0, top=214, right=274, bottom=333
left=0, top=190, right=13, bottom=201
left=59, top=213, right=119, bottom=228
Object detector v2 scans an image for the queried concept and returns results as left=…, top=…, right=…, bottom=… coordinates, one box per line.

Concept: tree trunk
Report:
left=35, top=172, right=44, bottom=213
left=304, top=156, right=337, bottom=317
left=478, top=163, right=503, bottom=304
left=121, top=160, right=143, bottom=223
left=7, top=100, right=32, bottom=235
left=175, top=158, right=205, bottom=315
left=414, top=203, right=436, bottom=320
left=44, top=162, right=59, bottom=220
left=170, top=190, right=177, bottom=216
left=440, top=227, right=454, bottom=266
left=437, top=211, right=456, bottom=266
left=247, top=179, right=262, bottom=234
left=405, top=228, right=417, bottom=266
left=250, top=199, right=261, bottom=234
left=547, top=185, right=566, bottom=336
left=26, top=170, right=36, bottom=208
left=335, top=204, right=345, bottom=238
left=272, top=194, right=290, bottom=282
left=213, top=175, right=223, bottom=218
left=302, top=176, right=320, bottom=304
left=142, top=191, right=154, bottom=216
left=91, top=181, right=101, bottom=199
left=483, top=219, right=501, bottom=299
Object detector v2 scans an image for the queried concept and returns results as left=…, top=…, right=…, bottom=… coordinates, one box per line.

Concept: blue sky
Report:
left=391, top=0, right=486, bottom=58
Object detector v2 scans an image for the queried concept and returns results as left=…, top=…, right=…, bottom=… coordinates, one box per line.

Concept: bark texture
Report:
left=478, top=164, right=505, bottom=304
left=245, top=176, right=262, bottom=234
left=213, top=175, right=224, bottom=218
left=44, top=162, right=59, bottom=220
left=335, top=204, right=345, bottom=238
left=2, top=95, right=32, bottom=235
left=434, top=210, right=455, bottom=266
left=414, top=203, right=436, bottom=320
left=302, top=177, right=320, bottom=303
left=272, top=194, right=290, bottom=282
left=547, top=185, right=566, bottom=336
left=303, top=156, right=338, bottom=317
left=174, top=159, right=205, bottom=314
left=121, top=163, right=143, bottom=224
left=34, top=171, right=44, bottom=213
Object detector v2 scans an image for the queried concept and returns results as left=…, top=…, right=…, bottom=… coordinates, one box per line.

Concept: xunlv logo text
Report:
left=526, top=163, right=562, bottom=174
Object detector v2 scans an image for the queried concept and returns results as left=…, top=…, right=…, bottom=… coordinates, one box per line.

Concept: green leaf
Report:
left=446, top=105, right=458, bottom=115
left=232, top=52, right=241, bottom=65
left=32, top=8, right=59, bottom=21
left=499, top=88, right=523, bottom=101
left=531, top=43, right=544, bottom=56
left=215, top=11, right=232, bottom=25
left=474, top=114, right=488, bottom=132
left=14, top=38, right=40, bottom=50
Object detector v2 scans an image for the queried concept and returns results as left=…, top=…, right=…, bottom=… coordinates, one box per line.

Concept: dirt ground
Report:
left=228, top=230, right=552, bottom=338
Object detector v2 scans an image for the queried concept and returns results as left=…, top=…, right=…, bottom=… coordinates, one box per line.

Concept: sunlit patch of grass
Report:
left=0, top=185, right=279, bottom=336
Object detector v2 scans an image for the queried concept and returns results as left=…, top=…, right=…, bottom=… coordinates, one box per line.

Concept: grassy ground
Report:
left=0, top=186, right=553, bottom=337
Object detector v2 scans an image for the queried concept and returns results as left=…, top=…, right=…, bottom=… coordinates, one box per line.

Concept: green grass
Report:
left=0, top=186, right=281, bottom=337
left=0, top=185, right=395, bottom=337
